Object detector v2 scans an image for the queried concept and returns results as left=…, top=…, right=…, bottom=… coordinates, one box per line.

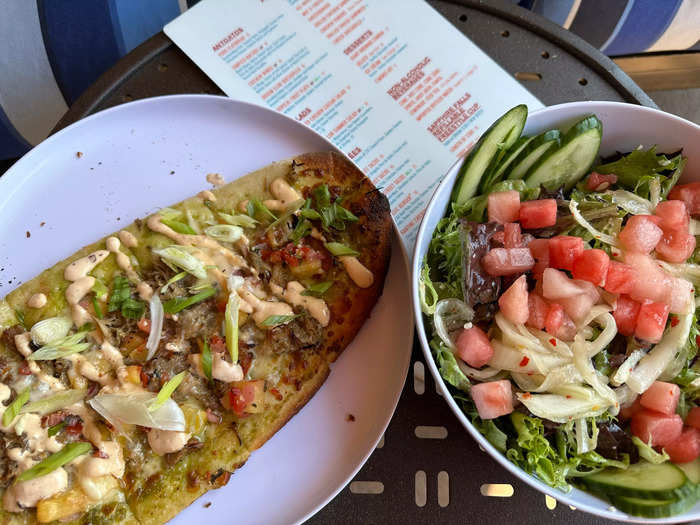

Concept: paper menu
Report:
left=165, top=0, right=542, bottom=246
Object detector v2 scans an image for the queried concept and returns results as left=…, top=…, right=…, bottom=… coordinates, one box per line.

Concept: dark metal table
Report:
left=20, top=1, right=660, bottom=523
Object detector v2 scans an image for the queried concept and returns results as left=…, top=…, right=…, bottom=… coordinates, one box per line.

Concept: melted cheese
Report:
left=339, top=256, right=374, bottom=288
left=147, top=429, right=190, bottom=455
left=105, top=237, right=153, bottom=301
left=27, top=293, right=47, bottom=309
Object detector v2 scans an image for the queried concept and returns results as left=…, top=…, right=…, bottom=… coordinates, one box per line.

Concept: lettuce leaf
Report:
left=429, top=338, right=470, bottom=393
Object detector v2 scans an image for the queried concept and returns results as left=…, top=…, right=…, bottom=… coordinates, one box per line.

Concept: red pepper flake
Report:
left=696, top=335, right=700, bottom=348
left=549, top=338, right=557, bottom=346
left=519, top=356, right=530, bottom=367
left=522, top=392, right=531, bottom=399
left=671, top=317, right=680, bottom=327
left=566, top=395, right=572, bottom=399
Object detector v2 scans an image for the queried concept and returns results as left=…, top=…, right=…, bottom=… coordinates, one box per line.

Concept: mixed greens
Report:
left=420, top=105, right=700, bottom=517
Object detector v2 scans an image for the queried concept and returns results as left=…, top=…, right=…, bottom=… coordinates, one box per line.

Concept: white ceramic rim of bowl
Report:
left=411, top=101, right=700, bottom=523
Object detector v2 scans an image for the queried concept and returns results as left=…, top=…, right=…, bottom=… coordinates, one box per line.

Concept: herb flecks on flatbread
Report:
left=0, top=152, right=391, bottom=524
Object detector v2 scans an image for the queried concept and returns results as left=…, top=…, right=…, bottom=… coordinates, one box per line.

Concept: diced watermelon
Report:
left=666, top=277, right=695, bottom=315
left=482, top=248, right=535, bottom=276
left=665, top=428, right=700, bottom=464
left=655, top=229, right=696, bottom=263
left=488, top=190, right=520, bottom=224
left=619, top=215, right=663, bottom=254
left=529, top=238, right=549, bottom=279
left=527, top=293, right=549, bottom=330
left=572, top=249, right=610, bottom=286
left=544, top=303, right=576, bottom=340
left=548, top=236, right=584, bottom=271
left=504, top=223, right=522, bottom=249
left=619, top=397, right=642, bottom=421
left=604, top=261, right=637, bottom=294
left=586, top=172, right=618, bottom=191
left=668, top=182, right=700, bottom=216
left=498, top=275, right=529, bottom=325
left=630, top=410, right=683, bottom=447
left=559, top=292, right=596, bottom=324
left=686, top=407, right=700, bottom=430
left=655, top=200, right=689, bottom=232
left=613, top=295, right=641, bottom=336
left=470, top=380, right=514, bottom=419
left=635, top=301, right=670, bottom=343
left=519, top=199, right=557, bottom=229
left=640, top=381, right=680, bottom=415
left=542, top=268, right=584, bottom=300
left=456, top=326, right=494, bottom=368
left=624, top=253, right=675, bottom=305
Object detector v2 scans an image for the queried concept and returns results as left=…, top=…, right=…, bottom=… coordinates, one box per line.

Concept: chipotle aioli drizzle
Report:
left=105, top=236, right=153, bottom=300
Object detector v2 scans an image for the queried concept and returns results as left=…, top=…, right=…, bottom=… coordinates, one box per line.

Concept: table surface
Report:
left=7, top=1, right=660, bottom=523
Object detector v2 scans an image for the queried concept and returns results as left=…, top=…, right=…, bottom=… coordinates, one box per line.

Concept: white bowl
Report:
left=411, top=101, right=700, bottom=523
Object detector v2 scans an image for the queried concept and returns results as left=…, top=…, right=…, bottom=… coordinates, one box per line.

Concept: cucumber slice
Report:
left=608, top=492, right=699, bottom=519
left=525, top=115, right=602, bottom=190
left=507, top=129, right=561, bottom=180
left=479, top=135, right=534, bottom=192
left=677, top=458, right=700, bottom=483
left=451, top=105, right=528, bottom=205
left=581, top=461, right=696, bottom=501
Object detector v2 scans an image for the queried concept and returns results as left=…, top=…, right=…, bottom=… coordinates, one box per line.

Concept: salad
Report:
left=419, top=105, right=700, bottom=518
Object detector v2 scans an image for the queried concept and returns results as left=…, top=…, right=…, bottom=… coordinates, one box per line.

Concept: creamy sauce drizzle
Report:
left=64, top=250, right=109, bottom=326
left=13, top=334, right=65, bottom=391
left=148, top=429, right=190, bottom=456
left=263, top=178, right=301, bottom=211
left=339, top=256, right=374, bottom=288
left=27, top=293, right=47, bottom=309
left=206, top=173, right=225, bottom=186
left=197, top=190, right=217, bottom=202
left=281, top=281, right=329, bottom=327
left=237, top=288, right=293, bottom=325
left=118, top=230, right=138, bottom=248
left=189, top=353, right=243, bottom=383
left=105, top=236, right=153, bottom=300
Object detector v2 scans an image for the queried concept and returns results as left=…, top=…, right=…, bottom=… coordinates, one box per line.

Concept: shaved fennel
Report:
left=434, top=299, right=473, bottom=349
left=569, top=200, right=618, bottom=247
left=89, top=392, right=185, bottom=431
left=145, top=294, right=164, bottom=361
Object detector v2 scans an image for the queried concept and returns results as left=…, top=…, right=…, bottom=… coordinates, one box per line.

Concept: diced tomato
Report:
left=635, top=301, right=670, bottom=343
left=481, top=248, right=535, bottom=276
left=226, top=380, right=265, bottom=416
left=624, top=252, right=675, bottom=305
left=542, top=268, right=584, bottom=300
left=503, top=223, right=522, bottom=249
left=685, top=407, right=700, bottom=430
left=65, top=421, right=83, bottom=436
left=640, top=381, right=680, bottom=415
left=586, top=172, right=618, bottom=191
left=666, top=427, right=700, bottom=464
left=544, top=303, right=575, bottom=340
left=498, top=275, right=529, bottom=325
left=526, top=293, right=548, bottom=330
left=655, top=229, right=696, bottom=263
left=137, top=318, right=151, bottom=334
left=488, top=190, right=520, bottom=224
left=669, top=182, right=700, bottom=216
left=548, top=236, right=584, bottom=271
left=613, top=295, right=641, bottom=337
left=456, top=326, right=494, bottom=368
left=619, top=215, right=664, bottom=254
left=528, top=238, right=549, bottom=279
left=227, top=388, right=248, bottom=416
left=470, top=380, right=513, bottom=419
left=604, top=261, right=637, bottom=294
left=519, top=199, right=557, bottom=229
left=572, top=249, right=610, bottom=286
left=631, top=410, right=683, bottom=447
left=619, top=397, right=642, bottom=421
left=655, top=200, right=689, bottom=232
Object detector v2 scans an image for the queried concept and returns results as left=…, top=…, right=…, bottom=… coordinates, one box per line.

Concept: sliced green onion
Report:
left=92, top=296, right=103, bottom=319
left=159, top=207, right=183, bottom=221
left=301, top=281, right=333, bottom=296
left=225, top=292, right=239, bottom=363
left=313, top=185, right=331, bottom=209
left=148, top=371, right=186, bottom=412
left=299, top=208, right=321, bottom=221
left=162, top=287, right=216, bottom=314
left=17, top=442, right=92, bottom=483
left=161, top=218, right=196, bottom=235
left=204, top=224, right=244, bottom=243
left=267, top=199, right=305, bottom=232
left=152, top=246, right=207, bottom=280
left=29, top=331, right=91, bottom=361
left=246, top=198, right=277, bottom=222
left=30, top=317, right=73, bottom=346
left=92, top=278, right=108, bottom=299
left=324, top=242, right=360, bottom=257
left=219, top=213, right=258, bottom=229
left=47, top=421, right=67, bottom=437
left=201, top=341, right=213, bottom=382
left=291, top=219, right=312, bottom=243
left=21, top=389, right=86, bottom=416
left=161, top=271, right=187, bottom=294
left=14, top=310, right=26, bottom=329
left=2, top=388, right=30, bottom=427
left=260, top=314, right=298, bottom=327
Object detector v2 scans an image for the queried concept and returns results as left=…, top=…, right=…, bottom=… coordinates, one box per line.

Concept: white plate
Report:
left=0, top=95, right=412, bottom=525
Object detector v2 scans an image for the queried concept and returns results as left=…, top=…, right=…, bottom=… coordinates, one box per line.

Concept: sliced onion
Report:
left=31, top=317, right=73, bottom=346
left=610, top=349, right=645, bottom=386
left=21, top=389, right=86, bottom=416
left=433, top=299, right=474, bottom=349
left=146, top=295, right=164, bottom=361
left=456, top=360, right=501, bottom=380
left=611, top=189, right=653, bottom=215
left=88, top=392, right=185, bottom=431
left=569, top=200, right=618, bottom=247
left=516, top=391, right=610, bottom=424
